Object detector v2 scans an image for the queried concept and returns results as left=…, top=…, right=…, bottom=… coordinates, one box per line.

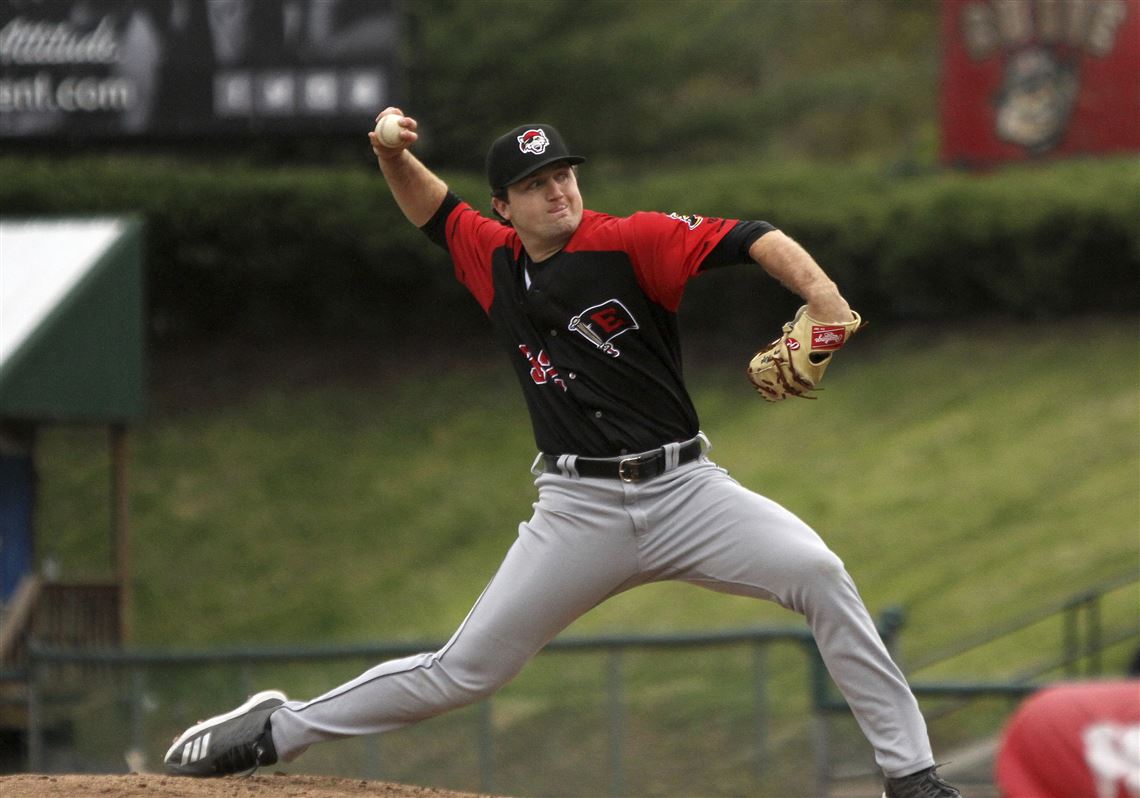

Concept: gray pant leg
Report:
left=270, top=473, right=640, bottom=760
left=636, top=461, right=935, bottom=777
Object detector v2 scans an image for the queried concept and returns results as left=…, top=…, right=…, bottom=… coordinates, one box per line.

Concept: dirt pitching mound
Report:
left=0, top=773, right=504, bottom=798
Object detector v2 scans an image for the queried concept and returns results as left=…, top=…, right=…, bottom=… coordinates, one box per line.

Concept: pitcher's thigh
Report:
left=660, top=466, right=847, bottom=608
left=447, top=499, right=640, bottom=683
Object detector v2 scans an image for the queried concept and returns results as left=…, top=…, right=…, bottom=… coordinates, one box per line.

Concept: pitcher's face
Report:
left=493, top=162, right=583, bottom=255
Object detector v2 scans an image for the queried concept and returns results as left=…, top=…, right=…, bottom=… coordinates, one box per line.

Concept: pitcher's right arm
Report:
left=369, top=108, right=448, bottom=228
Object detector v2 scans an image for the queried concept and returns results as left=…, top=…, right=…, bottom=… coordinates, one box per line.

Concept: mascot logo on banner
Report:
left=957, top=0, right=1131, bottom=154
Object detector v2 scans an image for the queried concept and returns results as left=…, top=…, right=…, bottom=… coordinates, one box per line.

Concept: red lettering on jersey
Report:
left=519, top=345, right=567, bottom=391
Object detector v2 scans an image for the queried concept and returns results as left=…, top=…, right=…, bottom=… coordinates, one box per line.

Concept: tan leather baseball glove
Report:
left=747, top=306, right=864, bottom=401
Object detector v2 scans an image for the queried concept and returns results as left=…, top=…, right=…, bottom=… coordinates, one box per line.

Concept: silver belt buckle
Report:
left=618, top=456, right=641, bottom=483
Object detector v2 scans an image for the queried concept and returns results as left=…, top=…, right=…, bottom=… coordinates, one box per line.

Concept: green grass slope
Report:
left=35, top=317, right=1139, bottom=671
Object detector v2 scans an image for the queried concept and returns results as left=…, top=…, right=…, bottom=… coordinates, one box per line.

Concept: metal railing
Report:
left=908, top=570, right=1138, bottom=677
left=23, top=625, right=821, bottom=795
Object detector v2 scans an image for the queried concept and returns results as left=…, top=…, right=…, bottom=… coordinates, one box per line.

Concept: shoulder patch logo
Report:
left=667, top=212, right=704, bottom=230
left=517, top=128, right=550, bottom=155
left=568, top=299, right=640, bottom=358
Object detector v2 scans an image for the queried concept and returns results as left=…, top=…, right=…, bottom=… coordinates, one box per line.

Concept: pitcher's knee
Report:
left=811, top=549, right=848, bottom=582
left=785, top=548, right=855, bottom=612
left=787, top=546, right=846, bottom=586
left=436, top=649, right=525, bottom=704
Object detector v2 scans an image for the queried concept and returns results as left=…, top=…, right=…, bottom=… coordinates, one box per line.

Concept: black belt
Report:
left=540, top=436, right=705, bottom=483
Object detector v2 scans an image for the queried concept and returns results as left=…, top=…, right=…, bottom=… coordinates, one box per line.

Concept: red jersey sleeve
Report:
left=438, top=197, right=519, bottom=314
left=618, top=211, right=741, bottom=312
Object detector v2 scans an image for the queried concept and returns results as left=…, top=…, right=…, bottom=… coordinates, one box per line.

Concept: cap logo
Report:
left=517, top=128, right=550, bottom=155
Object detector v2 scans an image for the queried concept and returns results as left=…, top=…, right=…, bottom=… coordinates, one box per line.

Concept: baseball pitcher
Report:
left=164, top=111, right=961, bottom=798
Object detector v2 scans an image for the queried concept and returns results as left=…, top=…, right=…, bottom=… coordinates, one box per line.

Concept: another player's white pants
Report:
left=269, top=456, right=935, bottom=777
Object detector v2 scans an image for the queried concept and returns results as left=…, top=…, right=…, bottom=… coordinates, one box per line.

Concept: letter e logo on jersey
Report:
left=517, top=128, right=550, bottom=155
left=568, top=299, right=639, bottom=358
left=811, top=325, right=847, bottom=350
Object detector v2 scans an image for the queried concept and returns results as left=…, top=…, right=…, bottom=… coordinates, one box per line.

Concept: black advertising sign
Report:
left=0, top=0, right=402, bottom=138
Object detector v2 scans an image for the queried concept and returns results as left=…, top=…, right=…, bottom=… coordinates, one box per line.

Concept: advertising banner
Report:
left=0, top=0, right=401, bottom=138
left=940, top=0, right=1140, bottom=166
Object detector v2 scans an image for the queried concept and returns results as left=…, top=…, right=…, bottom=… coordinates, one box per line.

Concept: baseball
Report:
left=374, top=114, right=404, bottom=148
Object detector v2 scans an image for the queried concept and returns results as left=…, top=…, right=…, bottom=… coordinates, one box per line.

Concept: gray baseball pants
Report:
left=270, top=440, right=935, bottom=777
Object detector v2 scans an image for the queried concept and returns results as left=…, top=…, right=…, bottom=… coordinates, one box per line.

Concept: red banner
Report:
left=940, top=0, right=1140, bottom=167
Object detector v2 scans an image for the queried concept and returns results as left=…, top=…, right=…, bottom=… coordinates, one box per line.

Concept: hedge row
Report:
left=1, top=154, right=1135, bottom=346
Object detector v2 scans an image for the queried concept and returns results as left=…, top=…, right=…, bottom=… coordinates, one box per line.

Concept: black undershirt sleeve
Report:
left=420, top=191, right=463, bottom=250
left=700, top=220, right=776, bottom=271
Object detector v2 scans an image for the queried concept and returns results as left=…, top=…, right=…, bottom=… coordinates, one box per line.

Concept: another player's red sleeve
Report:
left=619, top=211, right=740, bottom=312
left=995, top=681, right=1140, bottom=798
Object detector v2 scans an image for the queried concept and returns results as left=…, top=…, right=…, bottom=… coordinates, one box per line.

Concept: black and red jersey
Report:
left=423, top=192, right=772, bottom=457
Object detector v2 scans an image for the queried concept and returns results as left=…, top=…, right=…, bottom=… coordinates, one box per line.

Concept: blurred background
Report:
left=1, top=1, right=1137, bottom=796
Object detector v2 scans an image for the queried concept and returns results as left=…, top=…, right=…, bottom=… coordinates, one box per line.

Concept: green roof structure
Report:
left=1, top=217, right=145, bottom=422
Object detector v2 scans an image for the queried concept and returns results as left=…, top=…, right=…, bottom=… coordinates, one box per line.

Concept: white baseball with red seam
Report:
left=374, top=114, right=404, bottom=147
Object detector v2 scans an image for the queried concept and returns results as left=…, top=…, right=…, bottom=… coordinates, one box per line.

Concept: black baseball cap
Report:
left=485, top=123, right=586, bottom=191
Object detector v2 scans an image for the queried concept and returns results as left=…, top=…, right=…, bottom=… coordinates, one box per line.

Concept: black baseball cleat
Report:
left=164, top=690, right=287, bottom=776
left=883, top=765, right=962, bottom=798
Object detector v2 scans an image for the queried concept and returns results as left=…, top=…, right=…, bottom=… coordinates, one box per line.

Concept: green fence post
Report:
left=128, top=666, right=146, bottom=767
left=1088, top=596, right=1103, bottom=675
left=879, top=606, right=906, bottom=660
left=26, top=654, right=42, bottom=772
left=805, top=641, right=832, bottom=798
left=479, top=698, right=494, bottom=794
left=752, top=642, right=768, bottom=782
left=1063, top=601, right=1078, bottom=677
left=607, top=648, right=624, bottom=797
